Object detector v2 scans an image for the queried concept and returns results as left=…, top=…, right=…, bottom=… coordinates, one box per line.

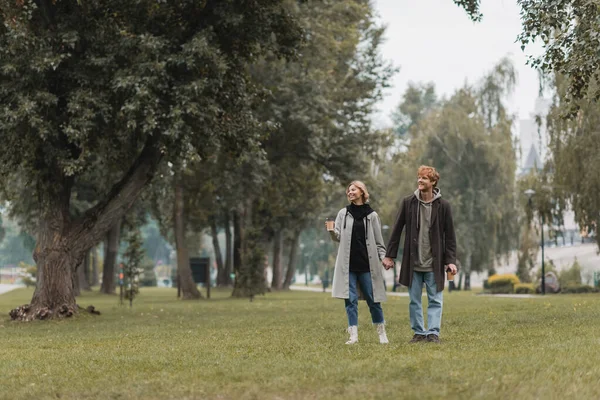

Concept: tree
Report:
left=545, top=76, right=600, bottom=248
left=1, top=0, right=302, bottom=320
left=122, top=228, right=144, bottom=307
left=248, top=0, right=394, bottom=291
left=391, top=82, right=437, bottom=138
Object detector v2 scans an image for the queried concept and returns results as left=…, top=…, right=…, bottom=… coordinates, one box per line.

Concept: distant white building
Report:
left=518, top=97, right=551, bottom=175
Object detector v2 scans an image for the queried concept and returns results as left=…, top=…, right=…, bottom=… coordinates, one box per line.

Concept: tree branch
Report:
left=69, top=135, right=163, bottom=255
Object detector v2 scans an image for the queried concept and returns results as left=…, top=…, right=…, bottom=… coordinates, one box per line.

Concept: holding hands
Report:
left=382, top=257, right=394, bottom=270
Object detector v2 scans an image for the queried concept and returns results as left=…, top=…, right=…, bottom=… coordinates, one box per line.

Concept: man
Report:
left=382, top=165, right=457, bottom=343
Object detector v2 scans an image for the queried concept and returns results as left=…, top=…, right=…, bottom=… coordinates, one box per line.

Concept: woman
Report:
left=326, top=181, right=389, bottom=344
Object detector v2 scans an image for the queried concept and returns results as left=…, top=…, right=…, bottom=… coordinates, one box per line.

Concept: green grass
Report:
left=1, top=287, right=600, bottom=400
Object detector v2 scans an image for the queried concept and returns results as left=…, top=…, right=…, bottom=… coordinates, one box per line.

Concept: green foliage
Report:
left=546, top=76, right=600, bottom=249
left=514, top=283, right=535, bottom=294
left=516, top=224, right=538, bottom=283
left=517, top=1, right=600, bottom=114
left=488, top=274, right=521, bottom=287
left=456, top=0, right=600, bottom=113
left=558, top=259, right=583, bottom=288
left=487, top=274, right=520, bottom=294
left=452, top=0, right=482, bottom=21
left=560, top=284, right=598, bottom=294
left=123, top=228, right=145, bottom=305
left=0, top=0, right=303, bottom=262
left=391, top=82, right=437, bottom=138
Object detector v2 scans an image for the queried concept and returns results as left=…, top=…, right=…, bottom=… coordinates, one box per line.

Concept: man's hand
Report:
left=382, top=257, right=394, bottom=270
left=445, top=263, right=458, bottom=274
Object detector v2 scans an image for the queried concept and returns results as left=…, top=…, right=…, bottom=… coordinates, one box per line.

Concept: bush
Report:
left=490, top=284, right=514, bottom=294
left=560, top=284, right=598, bottom=294
left=514, top=283, right=535, bottom=294
left=488, top=274, right=520, bottom=287
left=558, top=259, right=582, bottom=287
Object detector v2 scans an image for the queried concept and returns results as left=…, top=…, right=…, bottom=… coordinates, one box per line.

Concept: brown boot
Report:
left=426, top=334, right=441, bottom=343
left=409, top=334, right=427, bottom=343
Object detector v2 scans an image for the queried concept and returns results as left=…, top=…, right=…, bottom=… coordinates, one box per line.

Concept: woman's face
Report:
left=347, top=184, right=363, bottom=204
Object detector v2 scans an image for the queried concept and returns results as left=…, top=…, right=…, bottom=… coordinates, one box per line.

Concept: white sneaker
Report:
left=376, top=323, right=389, bottom=344
left=345, top=325, right=358, bottom=344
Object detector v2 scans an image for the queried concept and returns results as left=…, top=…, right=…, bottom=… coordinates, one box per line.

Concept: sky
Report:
left=371, top=0, right=544, bottom=128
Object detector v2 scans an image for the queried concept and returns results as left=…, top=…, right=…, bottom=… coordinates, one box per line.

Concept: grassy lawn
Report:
left=1, top=287, right=600, bottom=400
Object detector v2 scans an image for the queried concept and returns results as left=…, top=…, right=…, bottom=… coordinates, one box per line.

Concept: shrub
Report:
left=487, top=274, right=520, bottom=287
left=514, top=283, right=535, bottom=294
left=560, top=284, right=598, bottom=294
left=490, top=284, right=514, bottom=294
left=558, top=259, right=582, bottom=287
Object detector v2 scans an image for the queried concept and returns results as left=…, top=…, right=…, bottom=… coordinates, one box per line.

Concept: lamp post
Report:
left=525, top=189, right=545, bottom=295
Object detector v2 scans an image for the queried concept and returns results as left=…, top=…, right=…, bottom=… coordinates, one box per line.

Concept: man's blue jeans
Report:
left=409, top=271, right=443, bottom=336
left=345, top=271, right=384, bottom=326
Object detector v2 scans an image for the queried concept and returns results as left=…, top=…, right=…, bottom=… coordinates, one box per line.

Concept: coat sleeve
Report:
left=328, top=209, right=344, bottom=243
left=385, top=198, right=407, bottom=258
left=372, top=213, right=387, bottom=261
left=443, top=202, right=457, bottom=266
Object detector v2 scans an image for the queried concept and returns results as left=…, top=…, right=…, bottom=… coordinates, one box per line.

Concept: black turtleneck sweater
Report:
left=347, top=203, right=374, bottom=273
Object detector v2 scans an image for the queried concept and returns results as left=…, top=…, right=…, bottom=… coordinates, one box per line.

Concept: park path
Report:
left=0, top=284, right=23, bottom=295
left=291, top=285, right=413, bottom=297
left=289, top=285, right=540, bottom=299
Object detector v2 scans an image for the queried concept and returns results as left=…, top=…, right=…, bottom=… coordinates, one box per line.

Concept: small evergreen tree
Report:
left=123, top=229, right=144, bottom=307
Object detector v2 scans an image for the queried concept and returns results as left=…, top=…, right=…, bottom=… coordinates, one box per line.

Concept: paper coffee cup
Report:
left=446, top=271, right=455, bottom=281
left=326, top=217, right=335, bottom=231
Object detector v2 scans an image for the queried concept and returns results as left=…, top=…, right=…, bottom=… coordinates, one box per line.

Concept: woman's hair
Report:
left=417, top=165, right=440, bottom=187
left=347, top=181, right=370, bottom=202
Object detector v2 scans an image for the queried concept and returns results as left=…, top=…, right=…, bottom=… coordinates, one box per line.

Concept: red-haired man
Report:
left=382, top=165, right=457, bottom=343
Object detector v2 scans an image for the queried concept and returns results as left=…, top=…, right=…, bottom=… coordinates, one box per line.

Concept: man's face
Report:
left=417, top=174, right=435, bottom=192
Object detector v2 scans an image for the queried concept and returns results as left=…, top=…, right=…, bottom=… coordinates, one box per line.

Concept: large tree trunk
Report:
left=9, top=214, right=82, bottom=321
left=223, top=211, right=233, bottom=286
left=73, top=263, right=81, bottom=297
left=463, top=250, right=472, bottom=291
left=83, top=249, right=90, bottom=287
left=90, top=245, right=99, bottom=286
left=283, top=229, right=301, bottom=289
left=233, top=209, right=243, bottom=283
left=174, top=180, right=201, bottom=300
left=210, top=217, right=225, bottom=286
left=100, top=221, right=121, bottom=294
left=78, top=250, right=91, bottom=292
left=232, top=200, right=268, bottom=299
left=10, top=137, right=163, bottom=321
left=270, top=229, right=283, bottom=290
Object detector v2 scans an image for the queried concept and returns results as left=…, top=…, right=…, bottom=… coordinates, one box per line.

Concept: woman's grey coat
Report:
left=329, top=207, right=388, bottom=303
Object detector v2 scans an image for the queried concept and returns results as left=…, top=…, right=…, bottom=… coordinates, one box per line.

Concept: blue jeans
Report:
left=345, top=271, right=384, bottom=326
left=409, top=271, right=443, bottom=336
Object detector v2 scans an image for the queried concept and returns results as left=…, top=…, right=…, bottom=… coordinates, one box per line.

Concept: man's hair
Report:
left=417, top=165, right=440, bottom=187
left=347, top=180, right=370, bottom=202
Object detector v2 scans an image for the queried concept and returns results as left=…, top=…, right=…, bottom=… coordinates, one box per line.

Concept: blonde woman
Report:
left=326, top=181, right=389, bottom=344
